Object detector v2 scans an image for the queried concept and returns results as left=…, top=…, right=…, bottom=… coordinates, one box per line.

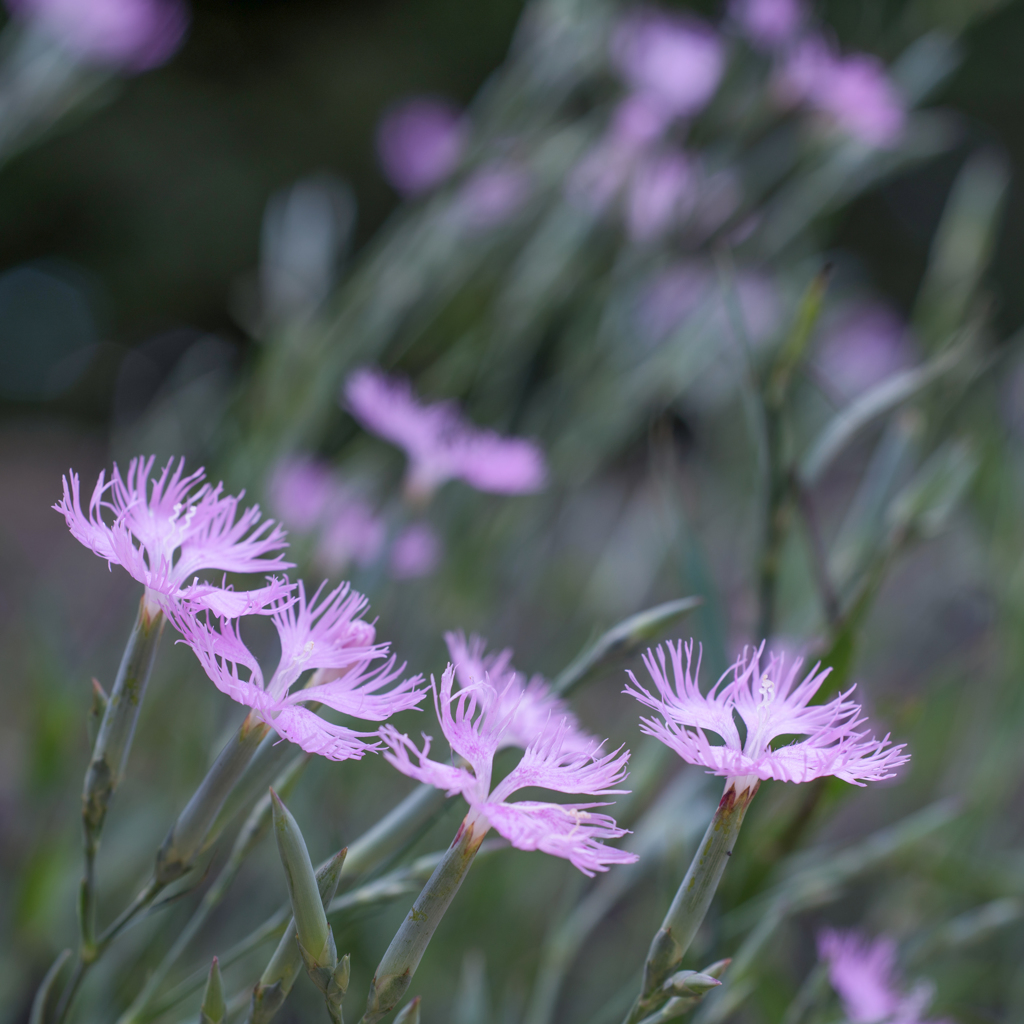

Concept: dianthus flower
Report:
left=344, top=368, right=547, bottom=500
left=56, top=456, right=293, bottom=616
left=626, top=640, right=909, bottom=790
left=375, top=95, right=467, bottom=197
left=818, top=929, right=951, bottom=1024
left=445, top=631, right=597, bottom=754
left=381, top=665, right=637, bottom=875
left=7, top=0, right=189, bottom=71
left=173, top=580, right=426, bottom=760
left=610, top=8, right=724, bottom=119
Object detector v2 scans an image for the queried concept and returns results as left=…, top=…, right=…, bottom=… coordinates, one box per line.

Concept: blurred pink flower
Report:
left=625, top=149, right=694, bottom=243
left=455, top=163, right=532, bottom=229
left=268, top=457, right=336, bottom=533
left=55, top=456, right=293, bottom=616
left=815, top=304, right=914, bottom=400
left=778, top=36, right=905, bottom=148
left=389, top=521, right=441, bottom=579
left=730, top=0, right=805, bottom=49
left=610, top=8, right=724, bottom=118
left=316, top=497, right=386, bottom=575
left=344, top=367, right=547, bottom=499
left=445, top=632, right=598, bottom=754
left=381, top=665, right=637, bottom=875
left=625, top=640, right=909, bottom=787
left=818, top=929, right=950, bottom=1024
left=375, top=96, right=467, bottom=196
left=7, top=0, right=189, bottom=71
left=174, top=580, right=426, bottom=760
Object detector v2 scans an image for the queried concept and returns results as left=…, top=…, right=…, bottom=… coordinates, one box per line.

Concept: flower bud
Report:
left=271, top=790, right=336, bottom=971
left=394, top=997, right=422, bottom=1024
left=200, top=957, right=226, bottom=1024
left=663, top=970, right=722, bottom=996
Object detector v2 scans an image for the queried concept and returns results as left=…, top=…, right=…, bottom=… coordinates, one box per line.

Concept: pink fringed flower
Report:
left=445, top=632, right=598, bottom=754
left=610, top=8, right=724, bottom=118
left=381, top=665, right=637, bottom=876
left=174, top=580, right=427, bottom=760
left=626, top=640, right=909, bottom=789
left=818, top=929, right=951, bottom=1024
left=375, top=96, right=467, bottom=197
left=55, top=456, right=293, bottom=616
left=390, top=522, right=441, bottom=579
left=344, top=368, right=547, bottom=499
left=7, top=0, right=189, bottom=71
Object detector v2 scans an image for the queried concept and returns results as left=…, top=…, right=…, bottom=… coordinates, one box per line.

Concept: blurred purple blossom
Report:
left=818, top=929, right=950, bottom=1024
left=610, top=8, right=724, bottom=118
left=375, top=96, right=467, bottom=197
left=778, top=36, right=905, bottom=148
left=55, top=456, right=292, bottom=616
left=389, top=521, right=441, bottom=579
left=625, top=149, right=694, bottom=243
left=268, top=457, right=336, bottom=533
left=455, top=163, right=532, bottom=229
left=626, top=640, right=909, bottom=786
left=730, top=0, right=805, bottom=49
left=815, top=304, right=914, bottom=400
left=7, top=0, right=189, bottom=71
left=344, top=367, right=547, bottom=499
left=381, top=664, right=637, bottom=875
left=315, top=496, right=386, bottom=575
left=174, top=580, right=427, bottom=760
left=445, top=631, right=598, bottom=754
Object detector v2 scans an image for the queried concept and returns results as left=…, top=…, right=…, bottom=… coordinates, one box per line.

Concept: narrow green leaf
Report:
left=29, top=949, right=71, bottom=1024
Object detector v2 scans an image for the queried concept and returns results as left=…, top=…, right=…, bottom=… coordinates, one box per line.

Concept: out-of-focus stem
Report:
left=624, top=781, right=758, bottom=1024
left=117, top=755, right=311, bottom=1024
left=156, top=711, right=271, bottom=884
left=361, top=817, right=487, bottom=1024
left=55, top=597, right=165, bottom=1024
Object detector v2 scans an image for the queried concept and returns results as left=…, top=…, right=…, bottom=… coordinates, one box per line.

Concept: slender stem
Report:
left=55, top=597, right=165, bottom=1024
left=361, top=816, right=487, bottom=1024
left=793, top=476, right=841, bottom=628
left=624, top=781, right=758, bottom=1024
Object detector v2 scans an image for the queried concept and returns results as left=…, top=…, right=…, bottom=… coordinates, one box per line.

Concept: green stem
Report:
left=361, top=816, right=487, bottom=1024
left=624, top=781, right=758, bottom=1024
left=57, top=597, right=165, bottom=1024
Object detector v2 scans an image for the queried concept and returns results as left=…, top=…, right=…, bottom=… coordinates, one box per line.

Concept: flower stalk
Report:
left=624, top=782, right=757, bottom=1024
left=79, top=596, right=165, bottom=958
left=156, top=710, right=271, bottom=884
left=361, top=817, right=487, bottom=1024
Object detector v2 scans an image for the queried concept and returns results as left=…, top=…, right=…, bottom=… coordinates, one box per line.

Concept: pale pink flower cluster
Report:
left=381, top=664, right=637, bottom=875
left=375, top=96, right=467, bottom=197
left=818, top=929, right=951, bottom=1024
left=445, top=632, right=598, bottom=754
left=57, top=457, right=429, bottom=760
left=173, top=581, right=426, bottom=760
left=777, top=35, right=905, bottom=148
left=344, top=368, right=547, bottom=500
left=569, top=9, right=726, bottom=243
left=7, top=0, right=189, bottom=71
left=56, top=456, right=292, bottom=616
left=626, top=640, right=909, bottom=787
left=268, top=457, right=386, bottom=576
